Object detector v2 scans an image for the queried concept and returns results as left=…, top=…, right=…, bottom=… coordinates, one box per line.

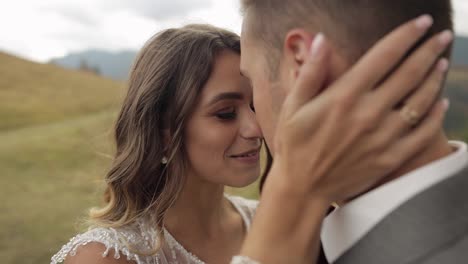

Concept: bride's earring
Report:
left=161, top=156, right=168, bottom=165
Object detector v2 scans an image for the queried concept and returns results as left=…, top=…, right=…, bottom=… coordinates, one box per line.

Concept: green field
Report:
left=1, top=52, right=467, bottom=264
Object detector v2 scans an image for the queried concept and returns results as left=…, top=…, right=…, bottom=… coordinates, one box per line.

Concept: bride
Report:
left=52, top=24, right=261, bottom=264
left=52, top=23, right=445, bottom=264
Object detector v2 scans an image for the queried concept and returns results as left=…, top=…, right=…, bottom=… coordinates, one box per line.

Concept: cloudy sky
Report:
left=1, top=0, right=468, bottom=63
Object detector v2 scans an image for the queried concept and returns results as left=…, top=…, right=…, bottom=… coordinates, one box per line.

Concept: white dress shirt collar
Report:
left=321, top=141, right=468, bottom=263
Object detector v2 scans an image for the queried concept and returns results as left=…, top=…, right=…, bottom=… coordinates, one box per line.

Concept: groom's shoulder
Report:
left=420, top=232, right=468, bottom=264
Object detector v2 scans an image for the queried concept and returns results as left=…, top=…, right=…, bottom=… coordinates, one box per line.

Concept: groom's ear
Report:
left=282, top=30, right=330, bottom=92
left=283, top=29, right=350, bottom=94
left=283, top=29, right=316, bottom=72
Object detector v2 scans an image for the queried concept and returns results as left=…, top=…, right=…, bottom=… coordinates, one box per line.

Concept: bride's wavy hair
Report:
left=89, top=24, right=241, bottom=232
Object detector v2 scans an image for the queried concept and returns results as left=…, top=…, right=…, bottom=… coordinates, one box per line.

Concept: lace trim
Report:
left=50, top=227, right=158, bottom=264
left=50, top=195, right=258, bottom=264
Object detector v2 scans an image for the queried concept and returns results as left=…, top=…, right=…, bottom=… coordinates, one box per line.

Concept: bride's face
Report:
left=184, top=50, right=263, bottom=187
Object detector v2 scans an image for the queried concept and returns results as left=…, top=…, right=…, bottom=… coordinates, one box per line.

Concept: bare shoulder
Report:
left=64, top=242, right=136, bottom=264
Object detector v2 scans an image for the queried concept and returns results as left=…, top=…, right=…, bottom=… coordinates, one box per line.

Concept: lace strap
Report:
left=231, top=256, right=261, bottom=264
left=50, top=228, right=151, bottom=264
left=225, top=195, right=259, bottom=229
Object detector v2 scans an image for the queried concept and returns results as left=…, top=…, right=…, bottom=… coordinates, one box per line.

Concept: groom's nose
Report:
left=240, top=110, right=262, bottom=140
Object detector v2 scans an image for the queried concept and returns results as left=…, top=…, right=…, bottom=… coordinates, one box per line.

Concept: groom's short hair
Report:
left=241, top=0, right=453, bottom=74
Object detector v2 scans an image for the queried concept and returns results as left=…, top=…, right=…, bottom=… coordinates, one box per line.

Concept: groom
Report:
left=238, top=0, right=468, bottom=263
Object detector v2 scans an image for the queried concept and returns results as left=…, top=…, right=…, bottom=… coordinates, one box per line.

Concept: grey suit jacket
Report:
left=335, top=164, right=468, bottom=264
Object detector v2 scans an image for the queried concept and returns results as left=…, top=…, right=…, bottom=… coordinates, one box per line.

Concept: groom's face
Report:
left=240, top=15, right=349, bottom=153
left=240, top=18, right=290, bottom=152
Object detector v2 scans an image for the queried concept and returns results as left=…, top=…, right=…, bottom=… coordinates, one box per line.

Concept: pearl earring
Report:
left=161, top=156, right=168, bottom=165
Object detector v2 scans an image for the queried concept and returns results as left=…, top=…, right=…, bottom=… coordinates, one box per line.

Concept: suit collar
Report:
left=321, top=141, right=468, bottom=263
left=335, top=164, right=468, bottom=264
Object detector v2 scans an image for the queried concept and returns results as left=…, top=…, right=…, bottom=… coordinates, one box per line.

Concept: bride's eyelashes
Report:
left=250, top=102, right=255, bottom=113
left=213, top=101, right=255, bottom=121
left=215, top=107, right=237, bottom=120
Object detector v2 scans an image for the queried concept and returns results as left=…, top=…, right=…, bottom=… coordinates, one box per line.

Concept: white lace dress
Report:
left=51, top=195, right=258, bottom=264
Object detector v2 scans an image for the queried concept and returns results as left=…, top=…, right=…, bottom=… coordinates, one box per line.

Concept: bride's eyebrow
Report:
left=208, top=92, right=244, bottom=105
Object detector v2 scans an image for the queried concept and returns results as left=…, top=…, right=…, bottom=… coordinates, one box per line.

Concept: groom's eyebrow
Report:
left=209, top=92, right=244, bottom=105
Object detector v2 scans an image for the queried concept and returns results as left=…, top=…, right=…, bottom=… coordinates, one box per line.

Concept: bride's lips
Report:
left=229, top=148, right=261, bottom=164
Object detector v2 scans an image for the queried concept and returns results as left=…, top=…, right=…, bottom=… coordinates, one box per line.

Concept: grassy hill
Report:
left=0, top=52, right=128, bottom=264
left=1, top=51, right=468, bottom=264
left=0, top=52, right=126, bottom=131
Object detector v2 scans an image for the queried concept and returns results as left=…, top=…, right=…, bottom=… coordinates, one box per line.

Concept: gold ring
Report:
left=400, top=105, right=420, bottom=125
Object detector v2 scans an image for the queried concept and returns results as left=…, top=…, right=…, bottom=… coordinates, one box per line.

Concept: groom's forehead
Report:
left=239, top=29, right=260, bottom=61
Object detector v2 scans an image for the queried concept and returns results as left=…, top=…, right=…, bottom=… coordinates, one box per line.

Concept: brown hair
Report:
left=242, top=0, right=453, bottom=77
left=89, top=24, right=240, bottom=243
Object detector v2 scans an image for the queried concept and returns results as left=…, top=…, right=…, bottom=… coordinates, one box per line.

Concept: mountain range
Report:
left=50, top=50, right=136, bottom=81
left=50, top=36, right=468, bottom=81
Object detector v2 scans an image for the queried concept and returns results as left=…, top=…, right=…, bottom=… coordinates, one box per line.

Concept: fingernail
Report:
left=437, top=58, right=450, bottom=72
left=311, top=33, right=325, bottom=57
left=442, top=98, right=450, bottom=111
left=438, top=30, right=454, bottom=46
left=415, top=14, right=433, bottom=29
